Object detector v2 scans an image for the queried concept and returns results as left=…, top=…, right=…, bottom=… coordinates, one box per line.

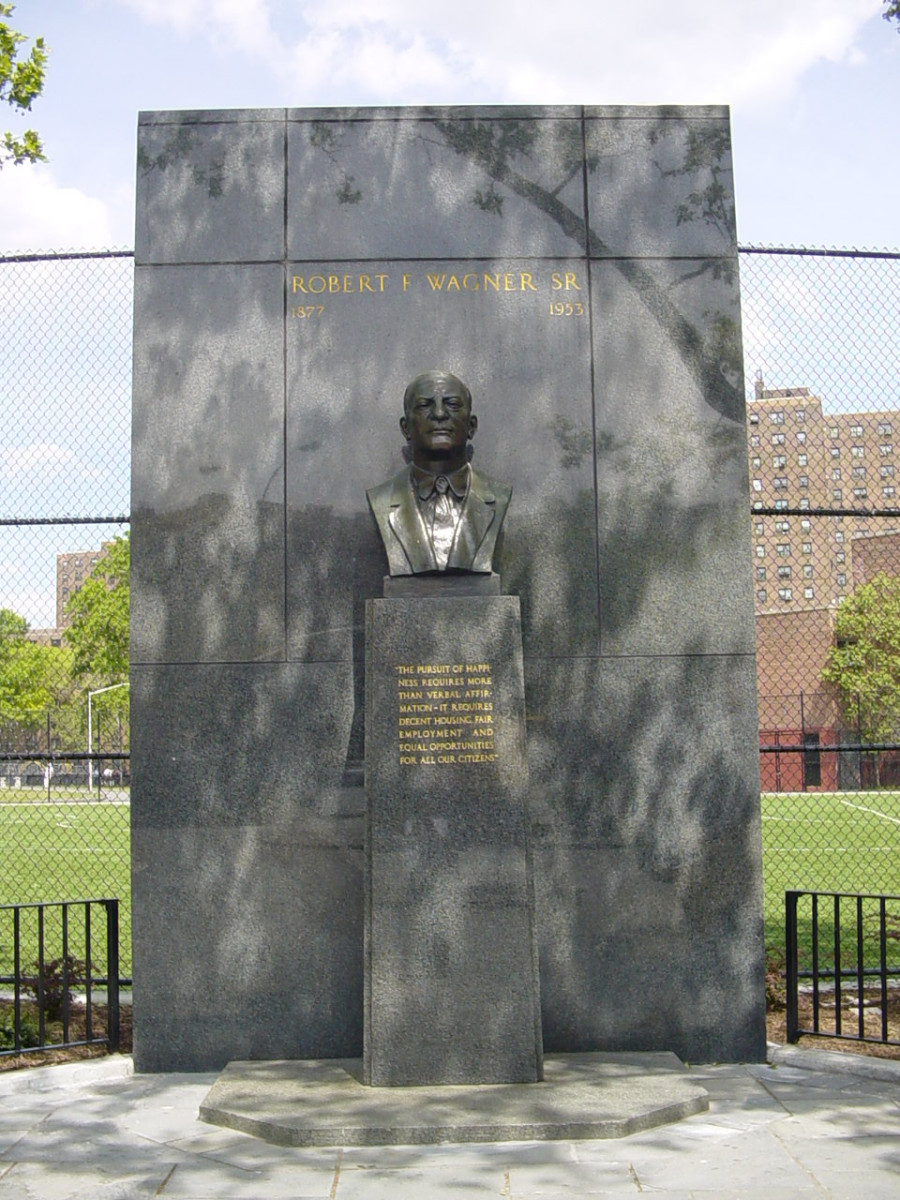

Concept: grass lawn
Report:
left=762, top=790, right=900, bottom=963
left=0, top=793, right=131, bottom=976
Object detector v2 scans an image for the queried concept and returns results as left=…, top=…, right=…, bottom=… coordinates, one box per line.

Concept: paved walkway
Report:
left=0, top=1046, right=898, bottom=1198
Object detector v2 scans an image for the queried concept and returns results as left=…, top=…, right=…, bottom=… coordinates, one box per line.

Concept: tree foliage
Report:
left=886, top=2, right=900, bottom=31
left=822, top=573, right=900, bottom=743
left=0, top=608, right=73, bottom=735
left=0, top=3, right=47, bottom=166
left=64, top=534, right=130, bottom=683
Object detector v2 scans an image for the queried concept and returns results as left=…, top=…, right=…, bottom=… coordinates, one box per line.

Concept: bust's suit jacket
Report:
left=367, top=465, right=511, bottom=575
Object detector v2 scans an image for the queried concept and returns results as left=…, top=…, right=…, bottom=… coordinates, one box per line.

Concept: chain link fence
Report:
left=739, top=246, right=900, bottom=944
left=0, top=250, right=132, bottom=975
left=1, top=245, right=899, bottom=971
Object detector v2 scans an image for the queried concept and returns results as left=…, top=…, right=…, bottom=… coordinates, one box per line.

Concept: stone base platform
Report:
left=198, top=1052, right=709, bottom=1147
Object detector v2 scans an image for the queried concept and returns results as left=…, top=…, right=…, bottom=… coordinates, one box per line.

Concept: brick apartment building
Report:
left=56, top=542, right=113, bottom=628
left=748, top=381, right=900, bottom=789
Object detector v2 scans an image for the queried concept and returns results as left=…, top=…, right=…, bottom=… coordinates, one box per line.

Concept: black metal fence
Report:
left=1, top=244, right=899, bottom=969
left=0, top=899, right=120, bottom=1057
left=786, top=890, right=900, bottom=1047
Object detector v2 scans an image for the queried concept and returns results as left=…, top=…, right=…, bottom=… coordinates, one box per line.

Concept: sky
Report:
left=1, top=0, right=898, bottom=629
left=0, top=0, right=897, bottom=252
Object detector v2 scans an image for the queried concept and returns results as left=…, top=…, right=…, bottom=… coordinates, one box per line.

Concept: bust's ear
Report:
left=400, top=415, right=410, bottom=440
left=468, top=413, right=478, bottom=439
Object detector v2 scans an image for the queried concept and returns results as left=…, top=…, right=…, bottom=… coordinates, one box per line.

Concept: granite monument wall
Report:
left=131, top=104, right=766, bottom=1071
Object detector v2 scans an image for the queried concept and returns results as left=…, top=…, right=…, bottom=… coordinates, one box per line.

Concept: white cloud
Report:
left=111, top=0, right=883, bottom=111
left=0, top=165, right=113, bottom=253
left=0, top=443, right=76, bottom=479
left=114, top=0, right=279, bottom=57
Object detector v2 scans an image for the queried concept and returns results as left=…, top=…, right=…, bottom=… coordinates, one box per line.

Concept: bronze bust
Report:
left=367, top=371, right=511, bottom=576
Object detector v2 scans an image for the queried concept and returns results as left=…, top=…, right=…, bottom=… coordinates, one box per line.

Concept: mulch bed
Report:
left=767, top=986, right=900, bottom=1061
left=0, top=1002, right=132, bottom=1072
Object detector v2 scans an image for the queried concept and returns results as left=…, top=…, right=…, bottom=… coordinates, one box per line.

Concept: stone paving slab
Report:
left=198, top=1052, right=710, bottom=1146
left=0, top=1050, right=898, bottom=1198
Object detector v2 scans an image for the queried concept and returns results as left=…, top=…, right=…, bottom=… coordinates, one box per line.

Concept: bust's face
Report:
left=400, top=372, right=476, bottom=461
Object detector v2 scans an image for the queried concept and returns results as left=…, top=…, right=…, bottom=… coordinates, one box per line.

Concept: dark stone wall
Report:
left=131, top=105, right=765, bottom=1071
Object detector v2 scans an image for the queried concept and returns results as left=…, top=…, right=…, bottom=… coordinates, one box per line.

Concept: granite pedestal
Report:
left=364, top=594, right=541, bottom=1086
left=199, top=1053, right=709, bottom=1146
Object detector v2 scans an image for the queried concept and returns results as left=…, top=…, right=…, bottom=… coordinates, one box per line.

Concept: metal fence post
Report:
left=785, top=890, right=800, bottom=1043
left=105, top=899, right=120, bottom=1053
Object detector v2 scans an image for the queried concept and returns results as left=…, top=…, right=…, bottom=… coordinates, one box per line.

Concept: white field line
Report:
left=840, top=799, right=900, bottom=827
left=0, top=800, right=129, bottom=808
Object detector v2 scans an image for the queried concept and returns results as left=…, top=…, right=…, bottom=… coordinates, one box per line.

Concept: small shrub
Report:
left=0, top=1004, right=41, bottom=1051
left=22, top=956, right=87, bottom=1022
left=766, top=946, right=787, bottom=1011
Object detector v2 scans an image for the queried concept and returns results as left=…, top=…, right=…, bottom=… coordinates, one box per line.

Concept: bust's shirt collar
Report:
left=411, top=462, right=470, bottom=502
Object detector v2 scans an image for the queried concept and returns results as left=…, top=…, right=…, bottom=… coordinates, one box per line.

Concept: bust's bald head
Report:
left=402, top=370, right=472, bottom=418
left=400, top=370, right=477, bottom=474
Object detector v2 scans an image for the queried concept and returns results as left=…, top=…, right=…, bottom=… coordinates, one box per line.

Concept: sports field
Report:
left=2, top=788, right=899, bottom=976
left=762, top=790, right=900, bottom=957
left=0, top=791, right=131, bottom=977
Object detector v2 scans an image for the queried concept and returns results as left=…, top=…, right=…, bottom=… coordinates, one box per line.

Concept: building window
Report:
left=756, top=566, right=766, bottom=580
left=804, top=587, right=814, bottom=600
left=799, top=475, right=809, bottom=488
left=796, top=410, right=806, bottom=422
left=802, top=541, right=812, bottom=554
left=772, top=433, right=785, bottom=445
left=752, top=478, right=762, bottom=491
left=878, top=422, right=892, bottom=435
left=852, top=466, right=866, bottom=479
left=880, top=465, right=894, bottom=477
left=778, top=499, right=791, bottom=510
left=853, top=487, right=868, bottom=499
left=773, top=476, right=788, bottom=489
left=801, top=518, right=811, bottom=531
left=884, top=486, right=896, bottom=498
left=803, top=565, right=813, bottom=578
left=831, top=447, right=840, bottom=459
left=757, top=589, right=767, bottom=603
left=836, top=551, right=845, bottom=563
left=756, top=545, right=765, bottom=558
left=798, top=454, right=808, bottom=466
left=776, top=543, right=791, bottom=557
left=750, top=434, right=760, bottom=447
left=797, top=431, right=807, bottom=444
left=850, top=424, right=863, bottom=437
left=770, top=411, right=784, bottom=423
left=851, top=446, right=865, bottom=458
left=775, top=520, right=790, bottom=533
left=830, top=426, right=839, bottom=438
left=837, top=573, right=847, bottom=587
left=778, top=588, right=793, bottom=601
left=833, top=489, right=843, bottom=501
left=751, top=456, right=761, bottom=468
left=880, top=444, right=894, bottom=456
left=777, top=566, right=791, bottom=579
left=832, top=468, right=842, bottom=479
left=772, top=454, right=786, bottom=468
left=754, top=521, right=764, bottom=534
left=749, top=413, right=759, bottom=424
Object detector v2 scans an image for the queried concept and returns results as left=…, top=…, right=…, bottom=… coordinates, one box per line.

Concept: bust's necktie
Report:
left=431, top=476, right=457, bottom=567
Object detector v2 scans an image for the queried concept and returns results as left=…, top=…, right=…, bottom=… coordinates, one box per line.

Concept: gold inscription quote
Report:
left=396, top=662, right=496, bottom=766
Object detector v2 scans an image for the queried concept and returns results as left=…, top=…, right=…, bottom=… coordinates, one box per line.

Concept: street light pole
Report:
left=87, top=682, right=129, bottom=790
